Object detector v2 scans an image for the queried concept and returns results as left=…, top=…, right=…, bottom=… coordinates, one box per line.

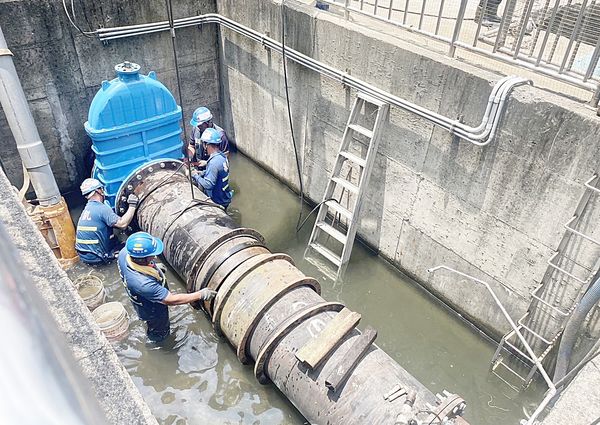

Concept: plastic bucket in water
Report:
left=74, top=274, right=106, bottom=311
left=92, top=301, right=129, bottom=342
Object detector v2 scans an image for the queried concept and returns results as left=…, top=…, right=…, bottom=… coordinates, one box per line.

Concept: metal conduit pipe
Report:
left=115, top=160, right=469, bottom=425
left=553, top=275, right=600, bottom=383
left=93, top=14, right=531, bottom=146
left=0, top=25, right=61, bottom=206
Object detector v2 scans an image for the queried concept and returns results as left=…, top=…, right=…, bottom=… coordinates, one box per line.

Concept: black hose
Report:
left=280, top=2, right=306, bottom=230
left=296, top=197, right=338, bottom=233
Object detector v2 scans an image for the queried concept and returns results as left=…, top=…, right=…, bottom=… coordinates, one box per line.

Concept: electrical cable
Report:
left=280, top=2, right=307, bottom=230
left=295, top=197, right=338, bottom=232
left=61, top=0, right=95, bottom=38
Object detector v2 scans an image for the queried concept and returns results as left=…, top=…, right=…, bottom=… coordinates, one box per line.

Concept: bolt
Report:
left=127, top=185, right=133, bottom=190
left=136, top=174, right=142, bottom=180
left=121, top=196, right=126, bottom=201
left=120, top=208, right=125, bottom=213
left=148, top=167, right=153, bottom=172
left=160, top=162, right=165, bottom=168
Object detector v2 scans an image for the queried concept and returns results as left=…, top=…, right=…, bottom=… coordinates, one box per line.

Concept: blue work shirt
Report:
left=189, top=124, right=230, bottom=162
left=75, top=200, right=119, bottom=264
left=117, top=250, right=170, bottom=340
left=193, top=152, right=233, bottom=207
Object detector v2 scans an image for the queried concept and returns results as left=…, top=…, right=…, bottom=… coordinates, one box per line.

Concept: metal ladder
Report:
left=304, top=92, right=389, bottom=280
left=491, top=174, right=600, bottom=390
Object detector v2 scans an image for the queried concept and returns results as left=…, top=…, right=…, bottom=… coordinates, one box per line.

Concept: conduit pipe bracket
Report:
left=254, top=301, right=345, bottom=384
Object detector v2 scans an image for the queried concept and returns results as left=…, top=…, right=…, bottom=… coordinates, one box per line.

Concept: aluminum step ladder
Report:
left=491, top=174, right=600, bottom=390
left=304, top=92, right=389, bottom=280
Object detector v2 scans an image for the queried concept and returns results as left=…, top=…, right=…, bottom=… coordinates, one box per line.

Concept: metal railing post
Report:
left=344, top=0, right=350, bottom=19
left=448, top=0, right=468, bottom=57
left=590, top=83, right=600, bottom=108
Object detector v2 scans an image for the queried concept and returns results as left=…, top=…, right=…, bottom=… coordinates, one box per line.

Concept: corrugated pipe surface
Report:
left=117, top=160, right=468, bottom=425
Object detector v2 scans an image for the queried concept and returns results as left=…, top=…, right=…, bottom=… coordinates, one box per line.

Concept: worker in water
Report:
left=191, top=128, right=234, bottom=209
left=186, top=106, right=230, bottom=165
left=118, top=232, right=216, bottom=342
left=75, top=178, right=138, bottom=265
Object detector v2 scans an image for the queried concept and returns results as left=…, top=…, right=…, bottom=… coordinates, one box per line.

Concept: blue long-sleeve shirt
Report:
left=193, top=152, right=233, bottom=207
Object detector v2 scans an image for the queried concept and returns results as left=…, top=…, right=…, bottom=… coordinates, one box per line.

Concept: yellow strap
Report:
left=77, top=226, right=98, bottom=231
left=126, top=255, right=165, bottom=283
left=76, top=238, right=99, bottom=244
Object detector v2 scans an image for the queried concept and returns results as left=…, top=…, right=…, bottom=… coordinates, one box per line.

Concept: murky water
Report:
left=69, top=153, right=546, bottom=425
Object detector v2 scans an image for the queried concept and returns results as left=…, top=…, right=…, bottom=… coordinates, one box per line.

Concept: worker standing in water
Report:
left=118, top=232, right=216, bottom=342
left=75, top=178, right=138, bottom=265
left=186, top=106, right=230, bottom=164
left=191, top=128, right=234, bottom=209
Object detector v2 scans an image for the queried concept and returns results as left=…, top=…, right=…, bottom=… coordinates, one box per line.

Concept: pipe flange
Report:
left=186, top=228, right=266, bottom=293
left=254, top=301, right=345, bottom=384
left=236, top=277, right=321, bottom=364
left=212, top=253, right=294, bottom=335
left=115, top=159, right=185, bottom=214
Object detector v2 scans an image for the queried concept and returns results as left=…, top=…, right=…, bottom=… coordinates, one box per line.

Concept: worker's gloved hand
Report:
left=198, top=288, right=217, bottom=301
left=197, top=160, right=207, bottom=168
left=155, top=262, right=167, bottom=275
left=127, top=194, right=139, bottom=207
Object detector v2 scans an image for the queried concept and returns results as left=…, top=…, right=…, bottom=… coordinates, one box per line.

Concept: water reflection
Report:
left=67, top=152, right=545, bottom=425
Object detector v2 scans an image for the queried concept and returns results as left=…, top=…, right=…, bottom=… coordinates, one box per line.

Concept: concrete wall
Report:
left=0, top=166, right=157, bottom=424
left=0, top=0, right=219, bottom=193
left=217, top=0, right=600, bottom=337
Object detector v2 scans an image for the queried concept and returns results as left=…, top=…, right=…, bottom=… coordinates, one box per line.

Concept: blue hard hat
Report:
left=200, top=128, right=221, bottom=144
left=190, top=107, right=213, bottom=127
left=126, top=232, right=164, bottom=258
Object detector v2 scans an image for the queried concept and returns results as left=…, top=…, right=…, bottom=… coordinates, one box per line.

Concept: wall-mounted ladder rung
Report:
left=547, top=252, right=588, bottom=284
left=564, top=215, right=600, bottom=245
left=317, top=222, right=348, bottom=244
left=310, top=243, right=342, bottom=267
left=326, top=200, right=353, bottom=220
left=340, top=151, right=366, bottom=167
left=357, top=91, right=387, bottom=107
left=332, top=177, right=359, bottom=194
left=348, top=124, right=373, bottom=139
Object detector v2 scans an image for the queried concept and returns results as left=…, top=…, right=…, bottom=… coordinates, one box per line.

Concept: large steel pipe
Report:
left=117, top=160, right=468, bottom=425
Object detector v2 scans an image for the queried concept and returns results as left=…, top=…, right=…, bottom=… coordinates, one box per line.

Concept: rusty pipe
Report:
left=116, top=160, right=468, bottom=425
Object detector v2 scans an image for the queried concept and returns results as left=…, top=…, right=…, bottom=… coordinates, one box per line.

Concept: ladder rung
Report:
left=316, top=222, right=348, bottom=244
left=547, top=252, right=587, bottom=284
left=356, top=91, right=387, bottom=107
left=310, top=243, right=342, bottom=267
left=325, top=200, right=353, bottom=220
left=492, top=358, right=527, bottom=382
left=348, top=124, right=374, bottom=139
left=332, top=177, right=359, bottom=194
left=491, top=369, right=522, bottom=392
left=564, top=215, right=600, bottom=246
left=584, top=174, right=600, bottom=193
left=504, top=339, right=538, bottom=364
left=517, top=317, right=553, bottom=345
left=530, top=283, right=570, bottom=317
left=340, top=151, right=366, bottom=167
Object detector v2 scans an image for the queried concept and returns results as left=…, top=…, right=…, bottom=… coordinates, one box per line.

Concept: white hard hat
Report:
left=80, top=178, right=104, bottom=198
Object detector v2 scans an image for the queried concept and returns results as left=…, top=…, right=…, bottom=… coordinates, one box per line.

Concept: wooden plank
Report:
left=295, top=308, right=361, bottom=369
left=324, top=326, right=377, bottom=392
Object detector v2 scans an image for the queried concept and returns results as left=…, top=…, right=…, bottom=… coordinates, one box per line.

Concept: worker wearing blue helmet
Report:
left=191, top=128, right=234, bottom=208
left=187, top=106, right=230, bottom=164
left=118, top=232, right=216, bottom=342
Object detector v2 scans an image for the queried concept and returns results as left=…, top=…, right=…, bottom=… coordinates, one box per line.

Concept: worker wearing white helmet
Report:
left=187, top=106, right=231, bottom=164
left=75, top=178, right=138, bottom=265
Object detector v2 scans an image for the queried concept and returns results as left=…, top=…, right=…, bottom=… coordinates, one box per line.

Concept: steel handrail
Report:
left=427, top=264, right=556, bottom=425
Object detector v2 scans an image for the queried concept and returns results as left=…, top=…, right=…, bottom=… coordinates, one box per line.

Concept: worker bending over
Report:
left=191, top=128, right=234, bottom=209
left=75, top=178, right=138, bottom=265
left=187, top=106, right=230, bottom=164
left=118, top=232, right=216, bottom=342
